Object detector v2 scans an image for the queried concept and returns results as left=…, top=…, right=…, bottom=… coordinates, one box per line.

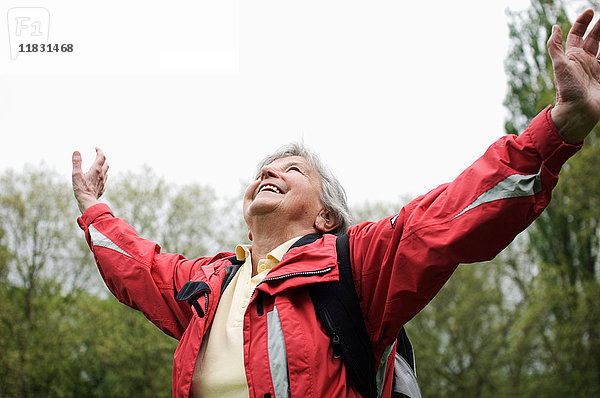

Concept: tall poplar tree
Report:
left=504, top=0, right=600, bottom=395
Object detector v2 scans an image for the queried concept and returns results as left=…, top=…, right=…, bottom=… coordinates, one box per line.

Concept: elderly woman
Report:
left=72, top=10, right=600, bottom=398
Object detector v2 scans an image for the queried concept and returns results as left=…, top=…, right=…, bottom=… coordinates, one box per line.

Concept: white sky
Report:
left=0, top=0, right=562, bottom=207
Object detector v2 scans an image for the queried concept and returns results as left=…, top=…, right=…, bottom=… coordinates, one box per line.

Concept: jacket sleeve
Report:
left=348, top=106, right=582, bottom=353
left=77, top=204, right=231, bottom=340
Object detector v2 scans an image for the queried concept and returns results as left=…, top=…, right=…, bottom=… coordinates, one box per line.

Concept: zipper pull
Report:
left=320, top=308, right=342, bottom=359
left=332, top=334, right=341, bottom=358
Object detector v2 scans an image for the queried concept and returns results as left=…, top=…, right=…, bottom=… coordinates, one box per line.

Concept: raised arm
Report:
left=71, top=148, right=201, bottom=339
left=72, top=148, right=108, bottom=213
left=348, top=9, right=600, bottom=361
left=549, top=9, right=600, bottom=143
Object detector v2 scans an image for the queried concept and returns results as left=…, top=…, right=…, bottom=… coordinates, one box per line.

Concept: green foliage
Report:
left=72, top=294, right=177, bottom=398
left=0, top=165, right=247, bottom=397
left=504, top=0, right=571, bottom=134
left=4, top=5, right=600, bottom=390
left=0, top=283, right=177, bottom=397
left=0, top=166, right=97, bottom=396
left=395, top=2, right=600, bottom=396
left=105, top=167, right=247, bottom=258
left=0, top=166, right=94, bottom=291
left=513, top=135, right=600, bottom=396
left=529, top=132, right=600, bottom=282
left=0, top=227, right=10, bottom=281
left=501, top=0, right=600, bottom=395
left=409, top=263, right=509, bottom=398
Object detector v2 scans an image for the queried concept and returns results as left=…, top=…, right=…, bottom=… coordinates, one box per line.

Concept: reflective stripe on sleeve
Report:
left=89, top=225, right=133, bottom=258
left=452, top=169, right=542, bottom=220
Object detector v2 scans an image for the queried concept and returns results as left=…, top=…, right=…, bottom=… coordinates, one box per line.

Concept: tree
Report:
left=71, top=293, right=176, bottom=398
left=0, top=166, right=97, bottom=396
left=504, top=0, right=571, bottom=135
left=0, top=166, right=95, bottom=293
left=0, top=166, right=203, bottom=397
left=377, top=2, right=600, bottom=395
left=409, top=262, right=512, bottom=398
left=503, top=0, right=600, bottom=395
left=105, top=167, right=247, bottom=258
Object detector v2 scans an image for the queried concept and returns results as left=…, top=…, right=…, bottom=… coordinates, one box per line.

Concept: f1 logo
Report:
left=7, top=8, right=50, bottom=60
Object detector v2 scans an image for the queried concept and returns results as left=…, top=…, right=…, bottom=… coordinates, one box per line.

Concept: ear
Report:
left=248, top=230, right=253, bottom=241
left=314, top=210, right=337, bottom=233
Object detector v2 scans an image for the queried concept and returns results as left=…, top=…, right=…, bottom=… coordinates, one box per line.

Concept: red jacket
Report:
left=78, top=107, right=580, bottom=398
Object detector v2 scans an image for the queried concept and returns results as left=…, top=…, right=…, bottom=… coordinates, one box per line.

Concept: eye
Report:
left=287, top=165, right=302, bottom=173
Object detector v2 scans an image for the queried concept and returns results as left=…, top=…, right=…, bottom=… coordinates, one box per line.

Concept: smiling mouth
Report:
left=258, top=184, right=282, bottom=194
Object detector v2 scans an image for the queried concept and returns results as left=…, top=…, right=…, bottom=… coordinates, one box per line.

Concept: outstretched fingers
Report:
left=548, top=9, right=600, bottom=144
left=566, top=9, right=594, bottom=49
left=551, top=10, right=600, bottom=76
left=583, top=11, right=600, bottom=56
left=71, top=148, right=109, bottom=212
left=566, top=9, right=600, bottom=57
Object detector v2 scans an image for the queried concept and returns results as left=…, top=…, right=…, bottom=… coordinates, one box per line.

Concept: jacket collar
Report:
left=287, top=232, right=323, bottom=251
left=256, top=233, right=340, bottom=295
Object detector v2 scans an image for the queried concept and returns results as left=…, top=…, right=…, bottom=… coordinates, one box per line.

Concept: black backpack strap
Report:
left=395, top=327, right=414, bottom=372
left=220, top=257, right=244, bottom=297
left=309, top=234, right=378, bottom=398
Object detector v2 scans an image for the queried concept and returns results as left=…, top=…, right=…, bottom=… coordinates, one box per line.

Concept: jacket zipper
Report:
left=251, top=266, right=334, bottom=298
left=264, top=266, right=334, bottom=283
left=319, top=308, right=342, bottom=358
left=251, top=266, right=335, bottom=317
left=203, top=292, right=210, bottom=317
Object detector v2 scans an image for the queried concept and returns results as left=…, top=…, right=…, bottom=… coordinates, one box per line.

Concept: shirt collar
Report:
left=235, top=236, right=303, bottom=274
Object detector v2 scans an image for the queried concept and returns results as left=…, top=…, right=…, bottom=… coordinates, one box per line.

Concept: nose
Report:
left=259, top=164, right=279, bottom=180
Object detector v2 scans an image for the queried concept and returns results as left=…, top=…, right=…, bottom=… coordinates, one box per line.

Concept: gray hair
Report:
left=256, top=142, right=352, bottom=236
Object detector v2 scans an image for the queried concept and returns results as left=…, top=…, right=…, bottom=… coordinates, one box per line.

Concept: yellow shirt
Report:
left=192, top=237, right=301, bottom=398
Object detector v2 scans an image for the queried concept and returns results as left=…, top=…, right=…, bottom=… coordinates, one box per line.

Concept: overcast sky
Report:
left=1, top=0, right=584, bottom=208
